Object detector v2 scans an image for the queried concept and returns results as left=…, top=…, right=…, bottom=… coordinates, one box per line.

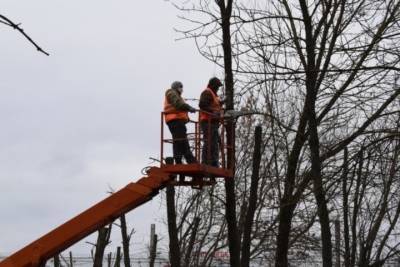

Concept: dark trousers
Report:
left=200, top=121, right=219, bottom=167
left=167, top=120, right=196, bottom=164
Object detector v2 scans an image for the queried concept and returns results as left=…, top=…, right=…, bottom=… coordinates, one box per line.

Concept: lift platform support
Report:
left=0, top=167, right=170, bottom=267
left=0, top=110, right=234, bottom=266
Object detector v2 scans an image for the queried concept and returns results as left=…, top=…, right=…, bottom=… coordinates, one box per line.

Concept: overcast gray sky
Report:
left=0, top=0, right=218, bottom=257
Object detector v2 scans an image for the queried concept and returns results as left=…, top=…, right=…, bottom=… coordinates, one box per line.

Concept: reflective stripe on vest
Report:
left=164, top=96, right=189, bottom=123
left=200, top=88, right=221, bottom=121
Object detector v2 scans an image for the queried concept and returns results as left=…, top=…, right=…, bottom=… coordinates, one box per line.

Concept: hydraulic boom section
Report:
left=0, top=167, right=170, bottom=267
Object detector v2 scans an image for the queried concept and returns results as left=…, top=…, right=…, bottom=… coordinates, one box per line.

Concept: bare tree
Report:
left=172, top=0, right=400, bottom=266
left=339, top=124, right=400, bottom=266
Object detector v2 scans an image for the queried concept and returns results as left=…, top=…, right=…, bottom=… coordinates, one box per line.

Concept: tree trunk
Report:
left=93, top=226, right=112, bottom=267
left=241, top=126, right=262, bottom=267
left=166, top=157, right=181, bottom=267
left=184, top=217, right=201, bottom=267
left=309, top=101, right=333, bottom=267
left=275, top=103, right=309, bottom=267
left=119, top=214, right=131, bottom=267
left=299, top=0, right=333, bottom=264
left=114, top=247, right=121, bottom=267
left=107, top=252, right=112, bottom=267
left=342, top=148, right=351, bottom=267
left=217, top=1, right=241, bottom=267
left=53, top=255, right=61, bottom=267
left=275, top=203, right=296, bottom=267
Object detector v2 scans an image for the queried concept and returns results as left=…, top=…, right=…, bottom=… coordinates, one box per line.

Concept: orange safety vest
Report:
left=199, top=87, right=222, bottom=122
left=164, top=94, right=189, bottom=123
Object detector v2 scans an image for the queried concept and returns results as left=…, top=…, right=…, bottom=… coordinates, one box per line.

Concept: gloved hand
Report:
left=189, top=106, right=197, bottom=113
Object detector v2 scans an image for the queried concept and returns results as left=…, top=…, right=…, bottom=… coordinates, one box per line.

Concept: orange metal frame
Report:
left=0, top=111, right=234, bottom=266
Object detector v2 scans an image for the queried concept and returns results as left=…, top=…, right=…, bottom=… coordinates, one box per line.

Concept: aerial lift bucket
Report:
left=160, top=110, right=234, bottom=188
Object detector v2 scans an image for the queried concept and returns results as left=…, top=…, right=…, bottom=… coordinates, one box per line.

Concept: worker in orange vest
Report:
left=199, top=77, right=223, bottom=167
left=164, top=81, right=197, bottom=165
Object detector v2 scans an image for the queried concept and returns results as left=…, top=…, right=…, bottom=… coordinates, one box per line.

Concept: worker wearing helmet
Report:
left=164, top=81, right=197, bottom=165
left=199, top=77, right=223, bottom=167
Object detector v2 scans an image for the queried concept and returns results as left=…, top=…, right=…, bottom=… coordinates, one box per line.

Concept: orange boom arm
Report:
left=0, top=167, right=171, bottom=267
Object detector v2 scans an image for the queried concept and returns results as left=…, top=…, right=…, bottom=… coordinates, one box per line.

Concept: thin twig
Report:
left=0, top=14, right=49, bottom=56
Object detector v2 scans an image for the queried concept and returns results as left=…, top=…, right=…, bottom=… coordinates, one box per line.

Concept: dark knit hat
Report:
left=171, top=81, right=183, bottom=90
left=208, top=77, right=222, bottom=90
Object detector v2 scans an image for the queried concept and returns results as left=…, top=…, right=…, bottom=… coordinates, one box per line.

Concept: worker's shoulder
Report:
left=200, top=89, right=212, bottom=98
left=165, top=88, right=176, bottom=97
left=201, top=88, right=212, bottom=94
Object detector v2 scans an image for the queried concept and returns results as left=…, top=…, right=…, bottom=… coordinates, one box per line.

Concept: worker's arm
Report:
left=199, top=90, right=214, bottom=112
left=166, top=89, right=193, bottom=111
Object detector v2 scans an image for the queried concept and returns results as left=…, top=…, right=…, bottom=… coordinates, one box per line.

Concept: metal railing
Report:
left=160, top=110, right=233, bottom=169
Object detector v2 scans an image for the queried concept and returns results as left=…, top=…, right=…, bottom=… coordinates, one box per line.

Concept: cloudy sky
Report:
left=0, top=0, right=218, bottom=257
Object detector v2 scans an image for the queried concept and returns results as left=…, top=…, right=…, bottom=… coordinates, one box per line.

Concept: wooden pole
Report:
left=149, top=224, right=156, bottom=267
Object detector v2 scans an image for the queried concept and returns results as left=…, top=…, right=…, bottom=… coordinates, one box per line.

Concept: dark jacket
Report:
left=165, top=88, right=192, bottom=111
left=199, top=88, right=216, bottom=112
left=199, top=87, right=224, bottom=113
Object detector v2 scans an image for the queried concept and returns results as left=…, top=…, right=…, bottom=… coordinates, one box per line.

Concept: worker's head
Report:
left=208, top=77, right=222, bottom=92
left=171, top=81, right=183, bottom=94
